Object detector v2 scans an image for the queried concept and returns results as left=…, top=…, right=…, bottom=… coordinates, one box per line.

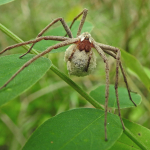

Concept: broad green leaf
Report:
left=0, top=0, right=14, bottom=5
left=121, top=49, right=150, bottom=91
left=22, top=108, right=123, bottom=150
left=66, top=6, right=83, bottom=21
left=33, top=21, right=94, bottom=53
left=110, top=119, right=150, bottom=150
left=90, top=85, right=141, bottom=108
left=0, top=54, right=51, bottom=106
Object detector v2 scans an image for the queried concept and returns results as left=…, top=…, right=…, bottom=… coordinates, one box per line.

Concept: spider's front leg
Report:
left=65, top=8, right=88, bottom=37
left=20, top=17, right=73, bottom=58
left=0, top=36, right=70, bottom=55
left=0, top=38, right=79, bottom=90
left=21, top=8, right=88, bottom=58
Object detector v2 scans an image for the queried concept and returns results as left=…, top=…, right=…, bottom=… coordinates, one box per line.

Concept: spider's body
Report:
left=0, top=9, right=136, bottom=141
left=65, top=32, right=96, bottom=76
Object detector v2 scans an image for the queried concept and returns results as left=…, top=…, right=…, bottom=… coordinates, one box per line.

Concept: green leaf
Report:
left=33, top=21, right=94, bottom=53
left=22, top=108, right=123, bottom=150
left=110, top=119, right=150, bottom=150
left=90, top=85, right=141, bottom=108
left=0, top=0, right=14, bottom=5
left=0, top=54, right=51, bottom=106
left=121, top=49, right=150, bottom=91
left=144, top=67, right=150, bottom=79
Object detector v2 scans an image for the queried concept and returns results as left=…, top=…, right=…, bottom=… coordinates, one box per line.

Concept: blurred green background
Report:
left=0, top=0, right=150, bottom=150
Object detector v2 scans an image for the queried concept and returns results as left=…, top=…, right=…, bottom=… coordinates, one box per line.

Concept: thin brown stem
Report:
left=0, top=38, right=78, bottom=90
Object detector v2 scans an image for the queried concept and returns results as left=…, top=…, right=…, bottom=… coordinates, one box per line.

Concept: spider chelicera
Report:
left=0, top=8, right=136, bottom=141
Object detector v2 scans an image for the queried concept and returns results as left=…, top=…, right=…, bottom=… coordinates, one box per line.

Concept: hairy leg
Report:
left=114, top=49, right=125, bottom=130
left=85, top=50, right=93, bottom=72
left=68, top=45, right=77, bottom=61
left=64, top=8, right=88, bottom=37
left=0, top=36, right=69, bottom=55
left=93, top=42, right=109, bottom=141
left=98, top=43, right=137, bottom=106
left=20, top=18, right=73, bottom=58
left=77, top=9, right=88, bottom=37
left=0, top=38, right=79, bottom=90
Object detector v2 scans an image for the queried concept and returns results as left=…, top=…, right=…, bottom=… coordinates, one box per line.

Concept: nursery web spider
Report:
left=0, top=8, right=136, bottom=141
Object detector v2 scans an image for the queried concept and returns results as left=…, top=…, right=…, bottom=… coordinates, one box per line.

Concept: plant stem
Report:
left=124, top=128, right=148, bottom=150
left=0, top=23, right=38, bottom=55
left=50, top=65, right=104, bottom=110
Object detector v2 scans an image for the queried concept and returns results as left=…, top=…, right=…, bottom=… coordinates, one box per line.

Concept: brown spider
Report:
left=0, top=8, right=136, bottom=141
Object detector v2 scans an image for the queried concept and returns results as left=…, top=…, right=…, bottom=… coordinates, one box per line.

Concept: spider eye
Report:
left=85, top=37, right=89, bottom=40
left=80, top=36, right=85, bottom=41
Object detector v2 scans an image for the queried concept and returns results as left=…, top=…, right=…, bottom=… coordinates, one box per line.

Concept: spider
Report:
left=0, top=8, right=136, bottom=141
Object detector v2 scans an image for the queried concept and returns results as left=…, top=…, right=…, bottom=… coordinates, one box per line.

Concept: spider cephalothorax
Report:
left=77, top=32, right=94, bottom=51
left=0, top=8, right=137, bottom=141
left=65, top=32, right=96, bottom=76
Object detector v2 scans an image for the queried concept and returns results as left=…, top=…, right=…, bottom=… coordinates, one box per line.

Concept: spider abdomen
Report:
left=65, top=44, right=96, bottom=77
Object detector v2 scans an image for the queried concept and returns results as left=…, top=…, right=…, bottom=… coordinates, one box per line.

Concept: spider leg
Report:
left=85, top=50, right=93, bottom=72
left=114, top=49, right=125, bottom=130
left=20, top=18, right=73, bottom=58
left=77, top=9, right=88, bottom=37
left=64, top=8, right=88, bottom=37
left=0, top=38, right=79, bottom=90
left=119, top=62, right=137, bottom=106
left=93, top=42, right=109, bottom=141
left=98, top=43, right=137, bottom=107
left=68, top=46, right=77, bottom=61
left=0, top=36, right=69, bottom=55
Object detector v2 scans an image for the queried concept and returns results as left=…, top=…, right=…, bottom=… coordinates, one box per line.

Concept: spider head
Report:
left=77, top=32, right=94, bottom=52
left=78, top=32, right=93, bottom=43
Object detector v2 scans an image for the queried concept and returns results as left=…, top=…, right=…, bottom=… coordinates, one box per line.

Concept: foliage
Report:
left=0, top=0, right=150, bottom=150
left=0, top=0, right=14, bottom=6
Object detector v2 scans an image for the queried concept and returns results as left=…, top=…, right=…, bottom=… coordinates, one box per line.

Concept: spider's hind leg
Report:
left=114, top=49, right=125, bottom=130
left=119, top=62, right=137, bottom=106
left=98, top=44, right=137, bottom=107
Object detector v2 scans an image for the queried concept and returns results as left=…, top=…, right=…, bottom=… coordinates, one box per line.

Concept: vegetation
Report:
left=0, top=0, right=150, bottom=150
